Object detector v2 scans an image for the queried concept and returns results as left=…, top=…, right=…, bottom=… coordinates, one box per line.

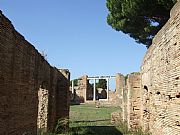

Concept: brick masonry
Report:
left=126, top=73, right=141, bottom=129
left=117, top=73, right=141, bottom=127
left=118, top=1, right=180, bottom=135
left=140, top=1, right=180, bottom=134
left=0, top=11, right=70, bottom=135
left=119, top=1, right=180, bottom=134
left=74, top=75, right=88, bottom=103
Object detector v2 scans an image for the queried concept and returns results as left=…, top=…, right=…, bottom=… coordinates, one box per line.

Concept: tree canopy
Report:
left=106, top=0, right=176, bottom=48
left=96, top=79, right=107, bottom=89
left=70, top=79, right=78, bottom=86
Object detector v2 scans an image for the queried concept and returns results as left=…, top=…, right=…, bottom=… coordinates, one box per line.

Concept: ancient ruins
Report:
left=0, top=0, right=180, bottom=135
left=72, top=1, right=180, bottom=134
left=113, top=1, right=180, bottom=135
left=0, top=11, right=70, bottom=134
left=71, top=74, right=125, bottom=107
left=140, top=1, right=180, bottom=134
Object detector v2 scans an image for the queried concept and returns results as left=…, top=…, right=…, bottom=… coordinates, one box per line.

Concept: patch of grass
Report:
left=38, top=130, right=56, bottom=135
left=39, top=104, right=149, bottom=135
left=114, top=121, right=150, bottom=135
left=70, top=104, right=120, bottom=127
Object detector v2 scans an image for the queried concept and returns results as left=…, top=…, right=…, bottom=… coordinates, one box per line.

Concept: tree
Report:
left=96, top=79, right=107, bottom=89
left=106, top=0, right=176, bottom=48
left=70, top=79, right=78, bottom=86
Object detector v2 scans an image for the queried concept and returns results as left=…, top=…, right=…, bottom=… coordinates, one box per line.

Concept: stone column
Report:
left=116, top=73, right=125, bottom=97
left=106, top=78, right=109, bottom=100
left=116, top=73, right=126, bottom=121
left=83, top=75, right=88, bottom=102
left=72, top=80, right=74, bottom=94
left=93, top=79, right=96, bottom=101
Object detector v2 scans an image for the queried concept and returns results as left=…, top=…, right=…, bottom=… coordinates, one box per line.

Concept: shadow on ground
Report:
left=73, top=119, right=111, bottom=123
left=71, top=126, right=123, bottom=135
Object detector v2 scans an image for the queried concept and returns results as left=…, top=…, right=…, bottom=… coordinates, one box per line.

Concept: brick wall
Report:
left=0, top=11, right=70, bottom=135
left=99, top=73, right=125, bottom=107
left=73, top=75, right=88, bottom=103
left=141, top=1, right=180, bottom=134
left=126, top=73, right=141, bottom=129
left=112, top=73, right=141, bottom=128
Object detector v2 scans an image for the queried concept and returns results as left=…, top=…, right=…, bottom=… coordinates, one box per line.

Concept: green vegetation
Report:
left=39, top=104, right=150, bottom=135
left=106, top=0, right=176, bottom=47
left=70, top=104, right=119, bottom=127
left=96, top=79, right=107, bottom=89
left=69, top=104, right=149, bottom=135
left=70, top=79, right=78, bottom=86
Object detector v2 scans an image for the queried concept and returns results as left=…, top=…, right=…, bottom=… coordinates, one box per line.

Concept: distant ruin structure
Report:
left=71, top=73, right=125, bottom=107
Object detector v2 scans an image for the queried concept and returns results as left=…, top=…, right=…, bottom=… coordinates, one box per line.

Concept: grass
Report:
left=39, top=104, right=150, bottom=135
left=70, top=104, right=120, bottom=127
left=68, top=104, right=121, bottom=135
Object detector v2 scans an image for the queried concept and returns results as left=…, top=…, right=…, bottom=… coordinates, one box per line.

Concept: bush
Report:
left=55, top=118, right=69, bottom=134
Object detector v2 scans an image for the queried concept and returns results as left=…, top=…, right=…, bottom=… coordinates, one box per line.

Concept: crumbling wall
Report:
left=0, top=11, right=70, bottom=135
left=95, top=74, right=125, bottom=107
left=114, top=73, right=125, bottom=106
left=100, top=73, right=125, bottom=107
left=112, top=73, right=141, bottom=127
left=74, top=75, right=88, bottom=103
left=117, top=1, right=180, bottom=134
left=116, top=73, right=125, bottom=97
left=141, top=1, right=180, bottom=134
left=126, top=73, right=141, bottom=129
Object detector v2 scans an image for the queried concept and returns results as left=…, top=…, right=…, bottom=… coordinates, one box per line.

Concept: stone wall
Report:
left=119, top=1, right=180, bottom=134
left=72, top=74, right=125, bottom=106
left=112, top=73, right=141, bottom=128
left=141, top=1, right=180, bottom=134
left=73, top=75, right=87, bottom=103
left=114, top=73, right=125, bottom=106
left=126, top=73, right=141, bottom=129
left=98, top=73, right=125, bottom=107
left=0, top=11, right=70, bottom=135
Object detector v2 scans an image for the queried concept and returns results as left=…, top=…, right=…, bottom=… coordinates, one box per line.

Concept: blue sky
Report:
left=1, top=0, right=147, bottom=81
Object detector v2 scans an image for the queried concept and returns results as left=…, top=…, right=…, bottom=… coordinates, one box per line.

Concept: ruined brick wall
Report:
left=114, top=73, right=125, bottom=106
left=0, top=11, right=70, bottom=135
left=141, top=1, right=180, bottom=134
left=100, top=73, right=125, bottom=107
left=74, top=75, right=88, bottom=103
left=95, top=74, right=125, bottom=107
left=55, top=69, right=70, bottom=122
left=116, top=73, right=125, bottom=97
left=72, top=74, right=125, bottom=106
left=126, top=73, right=141, bottom=129
left=111, top=73, right=141, bottom=127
